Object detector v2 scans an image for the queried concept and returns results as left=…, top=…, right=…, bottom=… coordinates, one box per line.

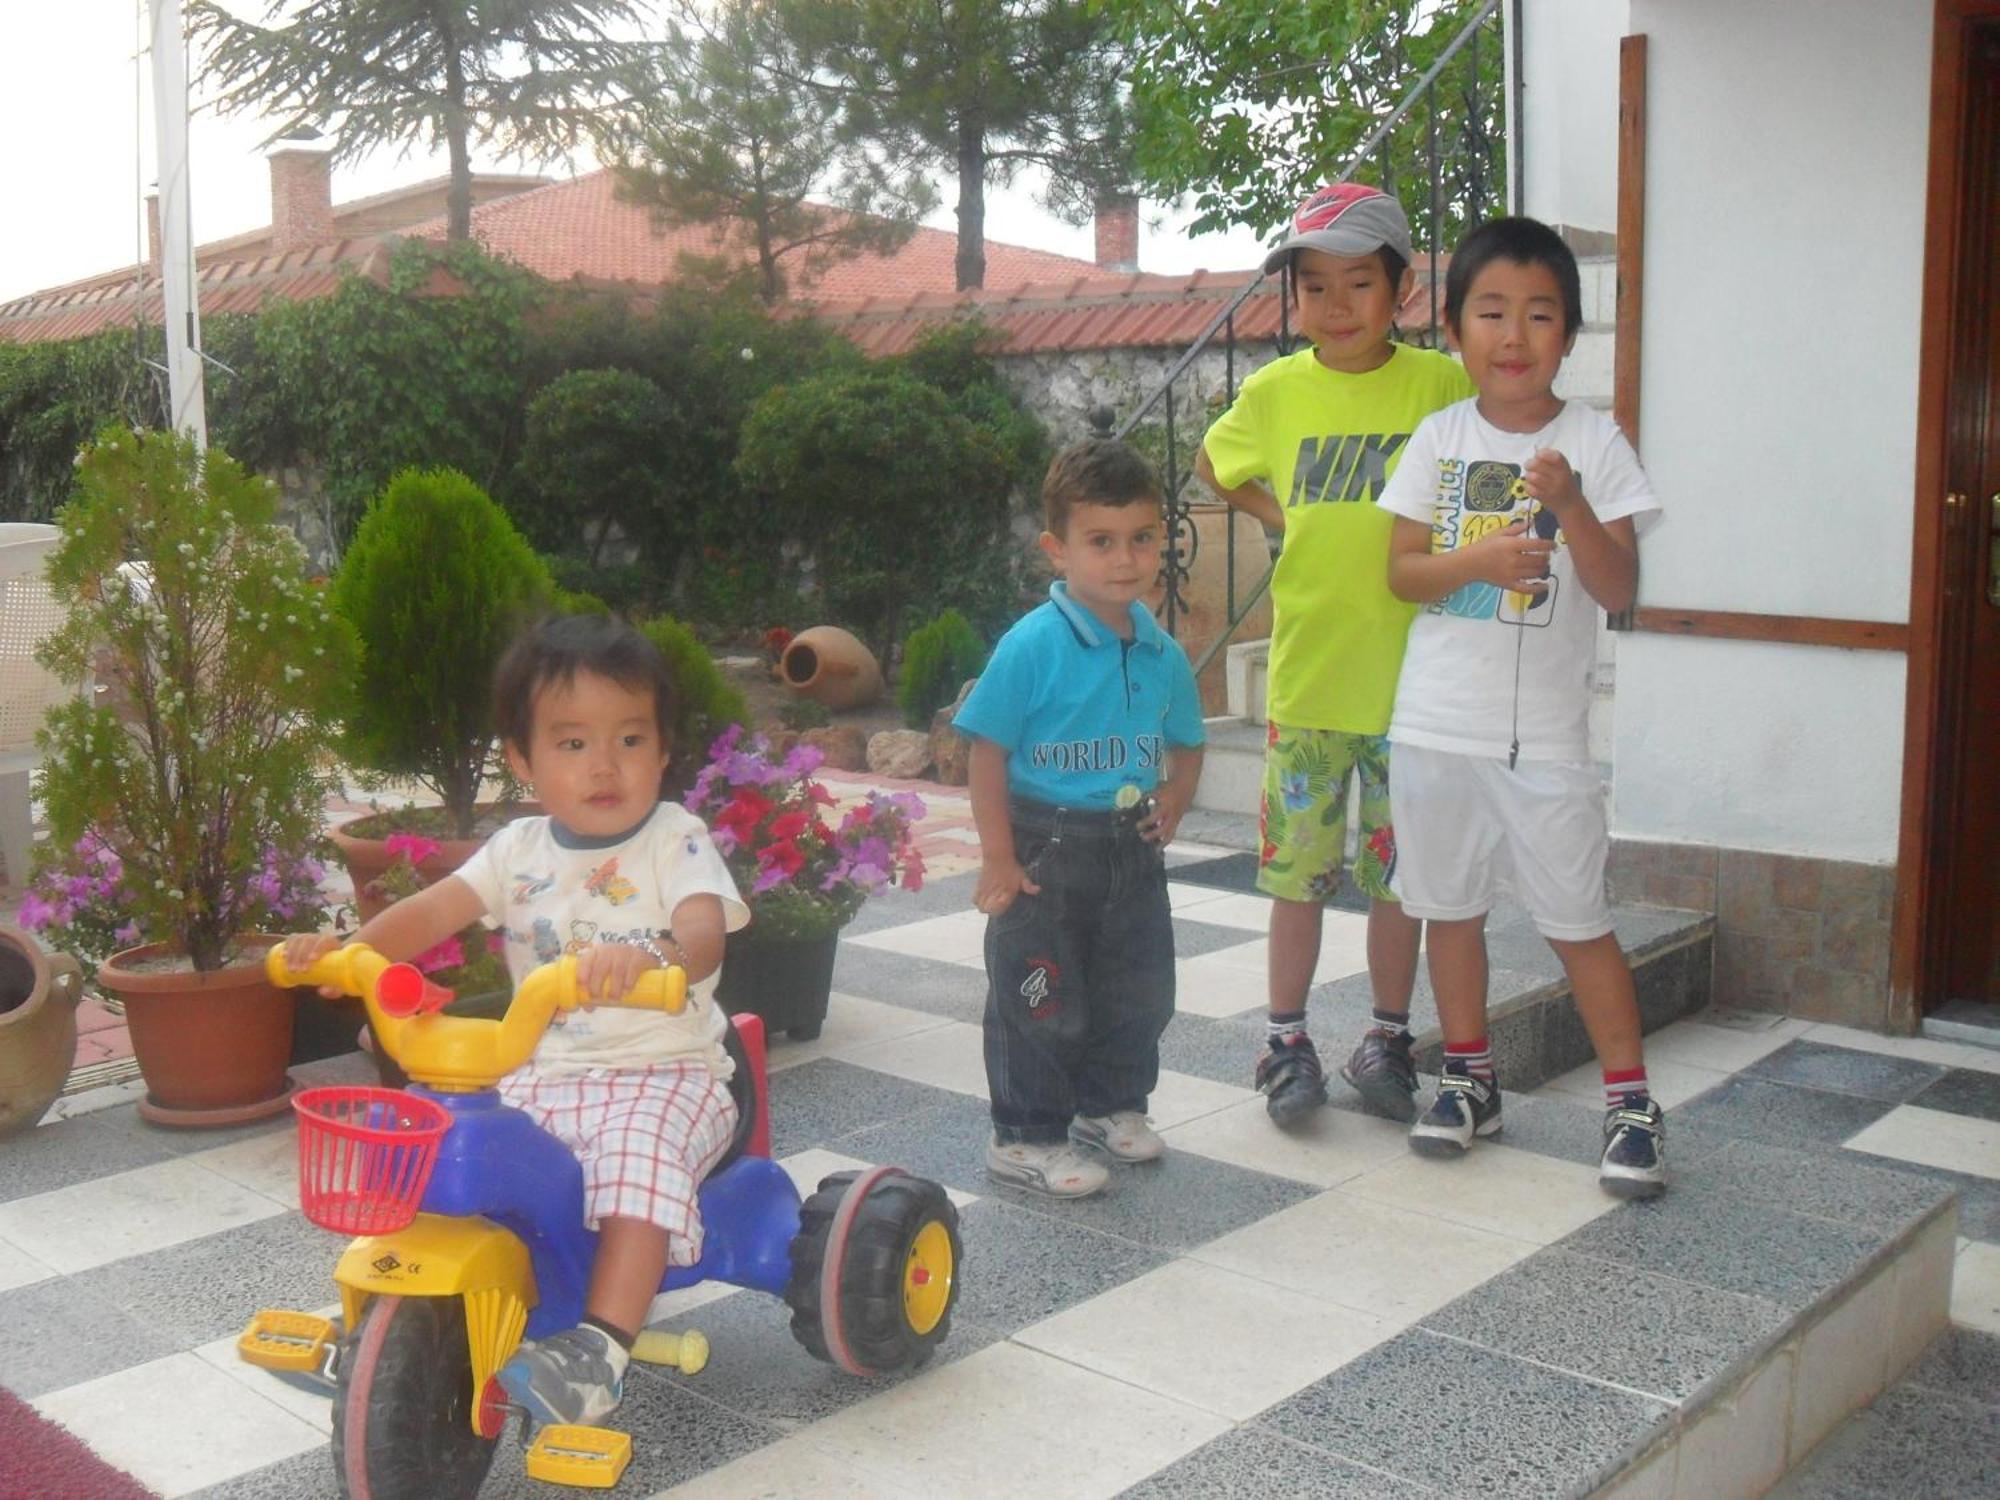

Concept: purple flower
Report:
left=17, top=892, right=53, bottom=930
left=114, top=922, right=140, bottom=944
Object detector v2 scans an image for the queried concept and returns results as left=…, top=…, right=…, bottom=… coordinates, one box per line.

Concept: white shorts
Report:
left=1387, top=743, right=1613, bottom=941
left=498, top=1060, right=738, bottom=1264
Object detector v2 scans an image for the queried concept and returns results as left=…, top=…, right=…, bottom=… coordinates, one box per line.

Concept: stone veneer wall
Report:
left=993, top=341, right=1284, bottom=450
left=1608, top=839, right=1899, bottom=1032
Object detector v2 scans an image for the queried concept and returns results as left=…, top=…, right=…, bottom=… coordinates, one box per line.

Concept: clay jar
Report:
left=0, top=925, right=83, bottom=1139
left=779, top=627, right=884, bottom=711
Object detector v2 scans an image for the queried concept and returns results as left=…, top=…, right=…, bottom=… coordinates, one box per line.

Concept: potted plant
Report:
left=327, top=467, right=554, bottom=917
left=685, top=725, right=926, bottom=1040
left=33, top=425, right=356, bottom=1125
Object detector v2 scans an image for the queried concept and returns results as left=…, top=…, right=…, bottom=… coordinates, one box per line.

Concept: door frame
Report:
left=1893, top=0, right=2000, bottom=1023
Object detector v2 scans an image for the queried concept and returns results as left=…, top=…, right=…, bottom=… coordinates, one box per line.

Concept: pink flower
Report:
left=412, top=935, right=465, bottom=974
left=384, top=833, right=443, bottom=863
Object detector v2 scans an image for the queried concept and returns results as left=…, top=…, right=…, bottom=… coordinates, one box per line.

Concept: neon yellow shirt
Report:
left=1202, top=344, right=1474, bottom=733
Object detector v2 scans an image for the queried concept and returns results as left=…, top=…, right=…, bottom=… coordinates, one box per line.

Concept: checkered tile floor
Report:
left=5, top=854, right=1999, bottom=1496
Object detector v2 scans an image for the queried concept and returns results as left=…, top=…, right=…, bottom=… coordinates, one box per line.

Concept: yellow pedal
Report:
left=524, top=1425, right=632, bottom=1489
left=237, top=1310, right=336, bottom=1373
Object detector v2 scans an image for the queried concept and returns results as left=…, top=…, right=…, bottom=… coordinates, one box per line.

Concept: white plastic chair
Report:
left=0, top=524, right=82, bottom=888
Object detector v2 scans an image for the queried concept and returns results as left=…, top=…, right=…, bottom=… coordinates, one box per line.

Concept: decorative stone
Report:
left=868, top=729, right=932, bottom=780
left=929, top=677, right=977, bottom=787
left=802, top=724, right=867, bottom=772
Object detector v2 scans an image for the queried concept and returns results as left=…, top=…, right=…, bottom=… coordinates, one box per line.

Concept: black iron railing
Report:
left=1117, top=0, right=1516, bottom=689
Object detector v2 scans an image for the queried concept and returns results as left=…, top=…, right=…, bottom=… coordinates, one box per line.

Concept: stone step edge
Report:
left=1585, top=1197, right=1958, bottom=1499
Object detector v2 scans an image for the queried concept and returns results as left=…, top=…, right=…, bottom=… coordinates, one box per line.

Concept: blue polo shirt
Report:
left=955, top=582, right=1206, bottom=811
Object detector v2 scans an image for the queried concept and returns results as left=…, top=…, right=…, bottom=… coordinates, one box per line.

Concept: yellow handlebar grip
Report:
left=628, top=966, right=689, bottom=1015
left=265, top=941, right=379, bottom=997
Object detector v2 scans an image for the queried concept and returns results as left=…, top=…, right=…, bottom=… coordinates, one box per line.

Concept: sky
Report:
left=0, top=4, right=1272, bottom=306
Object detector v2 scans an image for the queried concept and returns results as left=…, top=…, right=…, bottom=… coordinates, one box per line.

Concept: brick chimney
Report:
left=266, top=130, right=334, bottom=253
left=1094, top=193, right=1140, bottom=273
left=145, top=189, right=161, bottom=271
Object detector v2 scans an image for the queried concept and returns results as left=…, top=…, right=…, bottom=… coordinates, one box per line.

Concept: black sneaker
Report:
left=1408, top=1071, right=1502, bottom=1157
left=1255, top=1033, right=1328, bottom=1126
left=1600, top=1095, right=1666, bottom=1199
left=1340, top=1028, right=1419, bottom=1123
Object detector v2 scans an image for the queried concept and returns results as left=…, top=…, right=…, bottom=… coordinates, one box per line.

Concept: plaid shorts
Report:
left=498, top=1060, right=738, bottom=1265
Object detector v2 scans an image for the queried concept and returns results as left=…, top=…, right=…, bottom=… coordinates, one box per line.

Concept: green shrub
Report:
left=515, top=367, right=678, bottom=565
left=638, top=615, right=749, bottom=791
left=898, top=609, right=988, bottom=728
left=333, top=467, right=553, bottom=837
left=777, top=696, right=831, bottom=731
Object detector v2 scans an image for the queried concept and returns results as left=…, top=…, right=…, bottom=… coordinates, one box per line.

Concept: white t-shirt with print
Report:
left=1377, top=399, right=1661, bottom=762
left=454, top=803, right=750, bottom=1076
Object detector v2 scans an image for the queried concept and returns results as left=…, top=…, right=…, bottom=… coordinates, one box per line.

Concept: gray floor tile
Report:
left=841, top=870, right=979, bottom=934
left=1741, top=1040, right=1946, bottom=1102
left=948, top=1197, right=1167, bottom=1331
left=1789, top=1385, right=2000, bottom=1496
left=1155, top=1011, right=1267, bottom=1089
left=0, top=1106, right=184, bottom=1204
left=834, top=1091, right=1319, bottom=1254
left=88, top=1211, right=342, bottom=1349
left=1420, top=1247, right=1789, bottom=1401
left=1117, top=1426, right=1441, bottom=1499
left=1554, top=1186, right=1891, bottom=1308
left=1675, top=1137, right=1957, bottom=1234
left=1260, top=1330, right=1670, bottom=1500
left=766, top=1058, right=966, bottom=1158
left=829, top=944, right=989, bottom=1025
left=1172, top=916, right=1261, bottom=959
left=1908, top=1067, right=2000, bottom=1124
left=1838, top=1155, right=2000, bottom=1244
left=645, top=1279, right=999, bottom=1432
left=0, top=1275, right=180, bottom=1399
left=1901, top=1328, right=2000, bottom=1411
left=186, top=1447, right=342, bottom=1500
left=1669, top=1074, right=1898, bottom=1151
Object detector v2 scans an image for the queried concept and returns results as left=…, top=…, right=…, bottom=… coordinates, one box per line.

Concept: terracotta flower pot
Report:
left=779, top=627, right=884, bottom=711
left=0, top=925, right=84, bottom=1139
left=329, top=803, right=538, bottom=923
left=98, top=936, right=298, bottom=1128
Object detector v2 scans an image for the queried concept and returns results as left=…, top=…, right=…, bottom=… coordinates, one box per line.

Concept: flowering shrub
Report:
left=21, top=830, right=334, bottom=978
left=685, top=726, right=925, bottom=941
left=367, top=834, right=510, bottom=995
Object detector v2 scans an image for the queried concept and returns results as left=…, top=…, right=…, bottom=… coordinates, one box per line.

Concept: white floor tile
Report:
left=1340, top=1143, right=1613, bottom=1245
left=1147, top=1069, right=1259, bottom=1131
left=1192, top=925, right=1371, bottom=988
left=1952, top=1239, right=2000, bottom=1335
left=1640, top=1014, right=1812, bottom=1074
left=845, top=910, right=988, bottom=967
left=1172, top=948, right=1272, bottom=1017
left=764, top=992, right=952, bottom=1073
left=191, top=1304, right=342, bottom=1436
left=1192, top=1187, right=1537, bottom=1324
left=185, top=1125, right=305, bottom=1210
left=1536, top=1056, right=1730, bottom=1111
left=0, top=1157, right=288, bottom=1274
left=1162, top=1097, right=1407, bottom=1188
left=1168, top=890, right=1274, bottom=932
left=834, top=1020, right=989, bottom=1099
left=0, top=1231, right=55, bottom=1293
left=798, top=1341, right=1229, bottom=1497
left=1844, top=1105, right=2000, bottom=1183
left=1167, top=882, right=1232, bottom=914
left=777, top=1146, right=978, bottom=1211
left=1803, top=1023, right=2000, bottom=1077
left=1014, top=1258, right=1395, bottom=1421
left=658, top=1439, right=927, bottom=1499
left=34, top=1351, right=326, bottom=1498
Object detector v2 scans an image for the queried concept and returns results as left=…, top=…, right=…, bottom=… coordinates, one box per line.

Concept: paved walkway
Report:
left=3, top=788, right=1998, bottom=1496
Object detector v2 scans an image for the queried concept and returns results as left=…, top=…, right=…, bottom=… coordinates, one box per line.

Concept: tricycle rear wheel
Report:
left=333, top=1294, right=498, bottom=1500
left=785, top=1167, right=960, bottom=1376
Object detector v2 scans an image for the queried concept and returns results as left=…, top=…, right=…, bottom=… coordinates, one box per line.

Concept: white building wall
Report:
left=1612, top=0, right=1933, bottom=864
left=1521, top=0, right=1629, bottom=234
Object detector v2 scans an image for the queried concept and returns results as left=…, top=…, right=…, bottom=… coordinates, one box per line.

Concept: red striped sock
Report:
left=1604, top=1066, right=1650, bottom=1110
left=1443, top=1038, right=1494, bottom=1083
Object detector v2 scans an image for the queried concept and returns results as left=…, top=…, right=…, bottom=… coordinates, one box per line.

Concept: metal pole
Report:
left=1503, top=0, right=1524, bottom=216
left=150, top=0, right=207, bottom=448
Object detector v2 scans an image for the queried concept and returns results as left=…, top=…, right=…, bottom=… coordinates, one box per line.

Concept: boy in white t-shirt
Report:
left=1376, top=216, right=1666, bottom=1199
left=283, top=615, right=749, bottom=1424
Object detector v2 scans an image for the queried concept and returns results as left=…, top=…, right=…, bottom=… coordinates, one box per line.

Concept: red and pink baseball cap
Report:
left=1262, top=183, right=1414, bottom=274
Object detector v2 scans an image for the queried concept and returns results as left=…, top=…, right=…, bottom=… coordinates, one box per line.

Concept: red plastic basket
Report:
left=293, top=1086, right=451, bottom=1235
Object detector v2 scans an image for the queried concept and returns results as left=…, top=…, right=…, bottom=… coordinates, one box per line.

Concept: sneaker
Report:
left=986, top=1138, right=1110, bottom=1198
left=1255, top=1033, right=1328, bottom=1126
left=497, top=1323, right=626, bottom=1427
left=1600, top=1096, right=1667, bottom=1199
left=1408, top=1071, right=1503, bottom=1157
left=1340, top=1027, right=1419, bottom=1123
left=1071, top=1110, right=1165, bottom=1163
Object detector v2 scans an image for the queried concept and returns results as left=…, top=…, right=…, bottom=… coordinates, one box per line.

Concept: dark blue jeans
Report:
left=983, top=800, right=1175, bottom=1145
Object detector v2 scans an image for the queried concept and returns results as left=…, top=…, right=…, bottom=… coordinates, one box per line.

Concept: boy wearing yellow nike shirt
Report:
left=1195, top=183, right=1473, bottom=1130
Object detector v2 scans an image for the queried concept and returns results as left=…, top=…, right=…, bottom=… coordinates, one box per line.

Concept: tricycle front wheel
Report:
left=333, top=1294, right=499, bottom=1500
left=785, top=1167, right=961, bottom=1376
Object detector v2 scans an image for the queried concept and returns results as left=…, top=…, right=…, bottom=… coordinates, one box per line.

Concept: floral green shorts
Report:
left=1255, top=723, right=1398, bottom=905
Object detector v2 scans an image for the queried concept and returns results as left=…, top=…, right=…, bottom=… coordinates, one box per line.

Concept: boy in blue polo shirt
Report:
left=956, top=438, right=1207, bottom=1199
